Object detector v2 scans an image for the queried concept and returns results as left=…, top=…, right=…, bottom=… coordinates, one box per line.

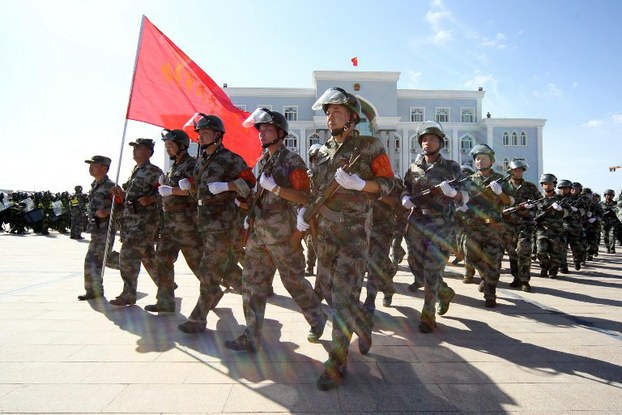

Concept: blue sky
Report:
left=1, top=0, right=621, bottom=195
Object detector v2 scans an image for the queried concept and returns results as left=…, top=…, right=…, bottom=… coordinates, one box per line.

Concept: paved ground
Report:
left=0, top=231, right=620, bottom=414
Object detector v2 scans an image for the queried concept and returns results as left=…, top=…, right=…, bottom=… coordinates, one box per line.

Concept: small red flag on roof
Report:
left=351, top=57, right=358, bottom=67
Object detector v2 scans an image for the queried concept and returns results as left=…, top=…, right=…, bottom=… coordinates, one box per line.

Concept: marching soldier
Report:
left=582, top=188, right=602, bottom=260
left=177, top=113, right=256, bottom=334
left=502, top=158, right=541, bottom=292
left=601, top=189, right=619, bottom=254
left=109, top=138, right=163, bottom=306
left=144, top=129, right=202, bottom=313
left=78, top=156, right=116, bottom=300
left=557, top=180, right=586, bottom=272
left=305, top=143, right=323, bottom=277
left=225, top=108, right=326, bottom=352
left=296, top=87, right=394, bottom=390
left=461, top=144, right=513, bottom=308
left=534, top=174, right=568, bottom=278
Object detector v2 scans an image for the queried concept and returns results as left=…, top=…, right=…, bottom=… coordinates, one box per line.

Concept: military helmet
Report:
left=572, top=181, right=583, bottom=189
left=557, top=179, right=573, bottom=189
left=312, top=87, right=362, bottom=123
left=74, top=185, right=82, bottom=192
left=604, top=189, right=615, bottom=196
left=539, top=173, right=557, bottom=184
left=416, top=121, right=446, bottom=149
left=161, top=129, right=190, bottom=148
left=508, top=157, right=529, bottom=171
left=193, top=113, right=225, bottom=133
left=242, top=107, right=289, bottom=135
left=308, top=143, right=323, bottom=159
left=583, top=187, right=592, bottom=195
left=470, top=144, right=495, bottom=162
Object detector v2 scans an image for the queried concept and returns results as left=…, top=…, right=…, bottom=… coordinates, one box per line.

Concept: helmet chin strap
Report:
left=261, top=136, right=283, bottom=149
left=330, top=121, right=352, bottom=138
left=200, top=140, right=218, bottom=150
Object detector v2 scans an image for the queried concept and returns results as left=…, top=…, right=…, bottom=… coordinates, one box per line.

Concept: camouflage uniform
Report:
left=363, top=185, right=401, bottom=311
left=601, top=200, right=619, bottom=253
left=237, top=146, right=325, bottom=349
left=534, top=195, right=567, bottom=277
left=503, top=179, right=541, bottom=283
left=403, top=155, right=464, bottom=327
left=154, top=152, right=202, bottom=309
left=584, top=197, right=603, bottom=258
left=70, top=190, right=86, bottom=239
left=462, top=171, right=513, bottom=303
left=184, top=145, right=255, bottom=326
left=116, top=161, right=163, bottom=302
left=560, top=194, right=588, bottom=270
left=83, top=175, right=116, bottom=297
left=311, top=131, right=394, bottom=368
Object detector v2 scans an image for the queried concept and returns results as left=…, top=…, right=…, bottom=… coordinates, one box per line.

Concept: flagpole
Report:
left=99, top=15, right=147, bottom=284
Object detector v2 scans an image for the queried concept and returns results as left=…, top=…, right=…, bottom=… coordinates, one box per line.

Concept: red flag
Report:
left=351, top=57, right=358, bottom=67
left=126, top=16, right=261, bottom=166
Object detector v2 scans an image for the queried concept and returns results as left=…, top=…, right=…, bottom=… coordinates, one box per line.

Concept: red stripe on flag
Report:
left=126, top=16, right=262, bottom=167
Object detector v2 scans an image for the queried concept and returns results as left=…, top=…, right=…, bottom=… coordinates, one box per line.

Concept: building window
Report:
left=284, top=106, right=298, bottom=121
left=511, top=131, right=518, bottom=146
left=410, top=136, right=418, bottom=154
left=502, top=131, right=510, bottom=146
left=410, top=107, right=424, bottom=122
left=503, top=158, right=510, bottom=171
left=460, top=134, right=474, bottom=154
left=235, top=104, right=246, bottom=111
left=442, top=136, right=450, bottom=152
left=520, top=131, right=527, bottom=146
left=258, top=105, right=272, bottom=110
left=308, top=132, right=320, bottom=146
left=435, top=107, right=449, bottom=123
left=285, top=132, right=298, bottom=152
left=461, top=108, right=474, bottom=123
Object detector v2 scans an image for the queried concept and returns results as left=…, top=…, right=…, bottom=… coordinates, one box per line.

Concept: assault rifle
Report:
left=534, top=194, right=586, bottom=223
left=503, top=197, right=545, bottom=215
left=289, top=154, right=361, bottom=249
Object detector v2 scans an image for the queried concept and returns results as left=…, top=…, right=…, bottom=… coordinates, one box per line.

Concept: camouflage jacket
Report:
left=535, top=193, right=567, bottom=234
left=252, top=145, right=310, bottom=244
left=601, top=200, right=620, bottom=227
left=309, top=131, right=394, bottom=219
left=503, top=178, right=541, bottom=226
left=162, top=152, right=197, bottom=214
left=463, top=171, right=513, bottom=224
left=88, top=175, right=115, bottom=230
left=560, top=194, right=588, bottom=231
left=402, top=155, right=466, bottom=218
left=192, top=145, right=256, bottom=232
left=122, top=161, right=163, bottom=205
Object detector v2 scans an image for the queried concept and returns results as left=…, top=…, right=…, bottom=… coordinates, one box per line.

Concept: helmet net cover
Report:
left=470, top=144, right=495, bottom=162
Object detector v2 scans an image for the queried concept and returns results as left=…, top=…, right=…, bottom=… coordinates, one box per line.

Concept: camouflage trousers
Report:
left=154, top=211, right=203, bottom=307
left=364, top=222, right=396, bottom=311
left=585, top=223, right=601, bottom=256
left=603, top=225, right=617, bottom=252
left=70, top=209, right=83, bottom=238
left=240, top=233, right=325, bottom=348
left=187, top=229, right=235, bottom=324
left=315, top=212, right=371, bottom=366
left=405, top=215, right=453, bottom=322
left=83, top=226, right=115, bottom=296
left=118, top=212, right=159, bottom=300
left=304, top=233, right=317, bottom=271
left=561, top=228, right=586, bottom=268
left=502, top=227, right=519, bottom=278
left=536, top=231, right=564, bottom=275
left=463, top=224, right=504, bottom=301
left=515, top=226, right=536, bottom=282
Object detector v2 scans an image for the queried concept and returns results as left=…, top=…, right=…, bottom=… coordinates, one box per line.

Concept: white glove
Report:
left=335, top=167, right=366, bottom=191
left=208, top=181, right=229, bottom=195
left=571, top=206, right=578, bottom=212
left=588, top=217, right=597, bottom=223
left=158, top=185, right=173, bottom=197
left=587, top=211, right=593, bottom=218
left=552, top=202, right=563, bottom=211
left=489, top=180, right=503, bottom=195
left=178, top=178, right=191, bottom=191
left=259, top=173, right=277, bottom=192
left=296, top=207, right=310, bottom=232
left=244, top=216, right=250, bottom=230
left=158, top=174, right=167, bottom=185
left=523, top=203, right=535, bottom=209
left=439, top=180, right=458, bottom=198
left=456, top=204, right=469, bottom=212
left=401, top=195, right=415, bottom=210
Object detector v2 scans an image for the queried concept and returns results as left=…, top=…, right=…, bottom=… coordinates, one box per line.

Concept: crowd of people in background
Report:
left=3, top=87, right=622, bottom=391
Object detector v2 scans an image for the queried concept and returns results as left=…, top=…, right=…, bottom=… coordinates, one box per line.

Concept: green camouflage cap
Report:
left=84, top=155, right=112, bottom=166
left=129, top=138, right=155, bottom=148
